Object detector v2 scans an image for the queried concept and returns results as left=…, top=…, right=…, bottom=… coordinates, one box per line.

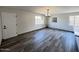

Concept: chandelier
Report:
left=46, top=9, right=51, bottom=17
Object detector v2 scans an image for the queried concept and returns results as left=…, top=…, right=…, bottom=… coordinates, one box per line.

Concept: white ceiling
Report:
left=1, top=6, right=79, bottom=15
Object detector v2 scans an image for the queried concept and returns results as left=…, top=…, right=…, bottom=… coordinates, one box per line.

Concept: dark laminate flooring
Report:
left=0, top=28, right=78, bottom=52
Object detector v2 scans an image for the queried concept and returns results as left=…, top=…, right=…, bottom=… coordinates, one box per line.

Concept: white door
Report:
left=1, top=12, right=17, bottom=39
left=0, top=17, right=2, bottom=45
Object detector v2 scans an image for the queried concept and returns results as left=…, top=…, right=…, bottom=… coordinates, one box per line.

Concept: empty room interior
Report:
left=0, top=6, right=79, bottom=52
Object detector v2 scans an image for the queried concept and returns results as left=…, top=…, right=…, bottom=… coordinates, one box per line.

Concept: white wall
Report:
left=16, top=12, right=46, bottom=34
left=0, top=7, right=46, bottom=35
left=48, top=14, right=74, bottom=31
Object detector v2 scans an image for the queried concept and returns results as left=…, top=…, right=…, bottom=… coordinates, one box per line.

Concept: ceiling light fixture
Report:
left=46, top=9, right=51, bottom=17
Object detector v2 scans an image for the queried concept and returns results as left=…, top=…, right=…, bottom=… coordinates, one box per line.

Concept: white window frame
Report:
left=69, top=15, right=79, bottom=27
left=35, top=16, right=44, bottom=25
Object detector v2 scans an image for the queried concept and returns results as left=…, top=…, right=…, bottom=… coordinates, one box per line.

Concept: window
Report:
left=75, top=16, right=79, bottom=26
left=69, top=15, right=79, bottom=26
left=69, top=16, right=75, bottom=26
left=35, top=16, right=44, bottom=24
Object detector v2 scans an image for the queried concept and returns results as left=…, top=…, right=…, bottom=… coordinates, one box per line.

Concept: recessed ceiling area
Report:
left=1, top=6, right=79, bottom=15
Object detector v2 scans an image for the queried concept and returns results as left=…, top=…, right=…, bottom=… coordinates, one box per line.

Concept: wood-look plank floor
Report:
left=0, top=28, right=78, bottom=52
